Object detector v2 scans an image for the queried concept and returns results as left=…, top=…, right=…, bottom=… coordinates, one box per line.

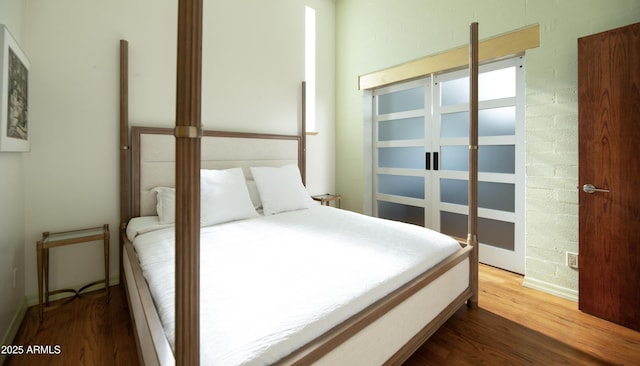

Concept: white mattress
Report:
left=129, top=205, right=461, bottom=365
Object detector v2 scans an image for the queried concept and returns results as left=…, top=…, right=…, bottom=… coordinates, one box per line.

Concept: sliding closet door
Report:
left=373, top=79, right=432, bottom=227
left=433, top=57, right=525, bottom=274
left=369, top=57, right=525, bottom=274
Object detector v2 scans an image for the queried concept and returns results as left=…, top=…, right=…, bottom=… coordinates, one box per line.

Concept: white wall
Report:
left=0, top=0, right=27, bottom=348
left=20, top=0, right=335, bottom=301
left=335, top=0, right=640, bottom=299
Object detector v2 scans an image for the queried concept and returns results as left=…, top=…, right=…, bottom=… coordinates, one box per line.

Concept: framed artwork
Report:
left=0, top=24, right=30, bottom=152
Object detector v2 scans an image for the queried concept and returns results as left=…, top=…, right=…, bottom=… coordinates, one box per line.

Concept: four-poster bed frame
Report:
left=118, top=4, right=480, bottom=363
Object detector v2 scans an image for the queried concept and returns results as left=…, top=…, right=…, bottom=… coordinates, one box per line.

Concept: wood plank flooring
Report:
left=5, top=265, right=640, bottom=365
left=406, top=265, right=640, bottom=365
left=4, top=284, right=139, bottom=366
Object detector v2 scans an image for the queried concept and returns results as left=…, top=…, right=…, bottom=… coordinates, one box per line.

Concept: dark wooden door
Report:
left=578, top=23, right=640, bottom=331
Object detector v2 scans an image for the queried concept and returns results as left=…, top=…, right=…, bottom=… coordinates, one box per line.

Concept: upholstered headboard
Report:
left=130, top=127, right=303, bottom=217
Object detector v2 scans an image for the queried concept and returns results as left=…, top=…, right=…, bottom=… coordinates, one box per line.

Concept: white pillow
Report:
left=250, top=164, right=313, bottom=215
left=200, top=168, right=259, bottom=226
left=151, top=187, right=176, bottom=224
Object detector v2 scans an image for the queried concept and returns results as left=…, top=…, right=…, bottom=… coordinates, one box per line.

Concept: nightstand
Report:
left=312, top=194, right=342, bottom=208
left=36, top=224, right=110, bottom=321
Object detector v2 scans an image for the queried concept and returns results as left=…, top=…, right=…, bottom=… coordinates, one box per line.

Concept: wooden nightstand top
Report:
left=312, top=194, right=342, bottom=208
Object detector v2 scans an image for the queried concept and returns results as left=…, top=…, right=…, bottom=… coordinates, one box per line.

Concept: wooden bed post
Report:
left=119, top=39, right=129, bottom=279
left=467, top=22, right=479, bottom=309
left=175, top=0, right=203, bottom=365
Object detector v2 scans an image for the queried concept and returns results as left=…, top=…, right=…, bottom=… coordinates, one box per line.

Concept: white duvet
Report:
left=130, top=205, right=460, bottom=365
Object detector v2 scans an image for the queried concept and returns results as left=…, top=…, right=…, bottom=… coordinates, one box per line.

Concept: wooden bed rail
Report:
left=277, top=245, right=474, bottom=365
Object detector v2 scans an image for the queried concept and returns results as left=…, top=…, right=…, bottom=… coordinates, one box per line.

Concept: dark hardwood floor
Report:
left=5, top=265, right=640, bottom=365
left=4, top=284, right=138, bottom=366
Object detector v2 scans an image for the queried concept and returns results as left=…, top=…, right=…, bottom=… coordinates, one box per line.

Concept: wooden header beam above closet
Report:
left=358, top=23, right=540, bottom=90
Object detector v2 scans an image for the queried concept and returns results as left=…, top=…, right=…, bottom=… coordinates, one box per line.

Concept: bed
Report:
left=120, top=126, right=474, bottom=365
left=118, top=20, right=480, bottom=366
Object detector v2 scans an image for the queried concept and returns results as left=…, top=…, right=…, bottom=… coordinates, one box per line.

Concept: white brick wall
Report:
left=525, top=55, right=580, bottom=294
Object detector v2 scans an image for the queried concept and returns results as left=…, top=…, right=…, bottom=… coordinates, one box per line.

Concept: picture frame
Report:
left=0, top=24, right=30, bottom=152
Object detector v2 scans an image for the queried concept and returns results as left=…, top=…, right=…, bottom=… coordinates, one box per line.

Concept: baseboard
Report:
left=0, top=296, right=28, bottom=365
left=522, top=276, right=578, bottom=302
left=26, top=276, right=121, bottom=307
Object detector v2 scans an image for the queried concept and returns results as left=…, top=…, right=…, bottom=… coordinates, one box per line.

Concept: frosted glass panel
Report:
left=439, top=211, right=467, bottom=239
left=441, top=78, right=468, bottom=105
left=378, top=87, right=424, bottom=114
left=440, top=179, right=515, bottom=212
left=440, top=112, right=468, bottom=138
left=481, top=106, right=516, bottom=136
left=440, top=145, right=515, bottom=173
left=480, top=217, right=515, bottom=251
left=480, top=181, right=515, bottom=212
left=440, top=212, right=514, bottom=250
left=440, top=179, right=468, bottom=206
left=378, top=201, right=424, bottom=226
left=479, top=67, right=515, bottom=100
left=479, top=145, right=515, bottom=173
left=378, top=174, right=424, bottom=199
left=378, top=147, right=424, bottom=169
left=439, top=146, right=468, bottom=171
left=378, top=117, right=424, bottom=141
left=442, top=107, right=516, bottom=138
left=440, top=66, right=516, bottom=106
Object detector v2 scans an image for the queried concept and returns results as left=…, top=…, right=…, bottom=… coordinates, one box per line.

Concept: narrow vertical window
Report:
left=305, top=6, right=316, bottom=133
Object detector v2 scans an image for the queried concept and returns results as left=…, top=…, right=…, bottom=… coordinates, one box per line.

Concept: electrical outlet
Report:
left=566, top=252, right=578, bottom=269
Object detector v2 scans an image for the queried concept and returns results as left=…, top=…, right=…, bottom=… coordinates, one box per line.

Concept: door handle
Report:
left=582, top=184, right=610, bottom=194
left=433, top=152, right=439, bottom=171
